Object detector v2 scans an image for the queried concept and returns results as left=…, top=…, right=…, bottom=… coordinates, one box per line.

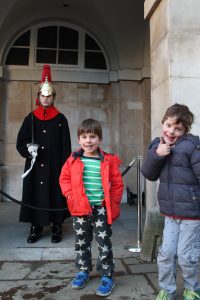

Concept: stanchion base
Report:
left=125, top=242, right=142, bottom=253
left=128, top=247, right=141, bottom=253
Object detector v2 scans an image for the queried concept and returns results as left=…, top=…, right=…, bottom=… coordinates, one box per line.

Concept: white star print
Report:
left=78, top=259, right=85, bottom=265
left=98, top=230, right=107, bottom=239
left=75, top=249, right=84, bottom=255
left=77, top=239, right=86, bottom=247
left=102, top=263, right=109, bottom=269
left=100, top=255, right=107, bottom=260
left=101, top=245, right=109, bottom=252
left=76, top=218, right=86, bottom=225
left=98, top=207, right=105, bottom=215
left=76, top=228, right=85, bottom=235
left=95, top=219, right=104, bottom=227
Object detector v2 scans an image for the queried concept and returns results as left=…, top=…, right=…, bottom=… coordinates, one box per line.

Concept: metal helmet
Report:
left=38, top=65, right=55, bottom=97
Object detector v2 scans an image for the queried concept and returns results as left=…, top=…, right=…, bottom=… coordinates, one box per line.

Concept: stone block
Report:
left=0, top=262, right=32, bottom=280
left=170, top=32, right=200, bottom=78
left=140, top=207, right=164, bottom=262
left=1, top=166, right=23, bottom=200
left=150, top=0, right=168, bottom=48
left=170, top=0, right=200, bottom=34
left=151, top=36, right=169, bottom=89
left=1, top=142, right=24, bottom=165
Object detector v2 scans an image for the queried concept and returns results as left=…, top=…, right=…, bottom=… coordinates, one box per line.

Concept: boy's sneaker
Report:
left=96, top=276, right=115, bottom=297
left=183, top=289, right=200, bottom=300
left=71, top=272, right=89, bottom=289
left=156, top=289, right=175, bottom=300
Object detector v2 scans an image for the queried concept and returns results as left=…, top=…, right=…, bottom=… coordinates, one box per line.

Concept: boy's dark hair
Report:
left=162, top=103, right=194, bottom=133
left=77, top=118, right=102, bottom=139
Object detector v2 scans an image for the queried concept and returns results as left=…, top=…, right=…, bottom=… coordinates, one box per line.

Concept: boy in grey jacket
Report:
left=141, top=104, right=200, bottom=300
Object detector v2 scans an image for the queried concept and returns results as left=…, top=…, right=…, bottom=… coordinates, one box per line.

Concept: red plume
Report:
left=40, top=64, right=52, bottom=83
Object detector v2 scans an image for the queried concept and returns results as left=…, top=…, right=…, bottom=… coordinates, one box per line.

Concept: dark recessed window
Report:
left=85, top=34, right=101, bottom=50
left=58, top=50, right=78, bottom=64
left=85, top=52, right=107, bottom=70
left=36, top=26, right=79, bottom=65
left=6, top=30, right=30, bottom=65
left=13, top=31, right=30, bottom=46
left=59, top=27, right=78, bottom=49
left=6, top=48, right=30, bottom=65
left=37, top=26, right=57, bottom=48
left=84, top=34, right=107, bottom=69
left=5, top=25, right=108, bottom=70
left=36, top=49, right=57, bottom=64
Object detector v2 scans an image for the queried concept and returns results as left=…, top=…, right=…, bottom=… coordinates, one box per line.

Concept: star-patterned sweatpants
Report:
left=73, top=206, right=114, bottom=276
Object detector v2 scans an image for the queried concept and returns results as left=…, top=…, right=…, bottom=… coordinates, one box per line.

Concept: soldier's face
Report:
left=39, top=94, right=54, bottom=108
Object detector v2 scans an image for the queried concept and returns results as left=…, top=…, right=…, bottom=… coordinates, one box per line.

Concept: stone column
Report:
left=144, top=0, right=200, bottom=209
left=141, top=0, right=200, bottom=260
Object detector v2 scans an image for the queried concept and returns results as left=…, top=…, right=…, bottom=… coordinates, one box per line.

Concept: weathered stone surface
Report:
left=140, top=207, right=164, bottom=262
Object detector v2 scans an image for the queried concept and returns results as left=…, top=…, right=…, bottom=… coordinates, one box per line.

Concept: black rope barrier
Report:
left=0, top=158, right=136, bottom=212
left=0, top=190, right=67, bottom=212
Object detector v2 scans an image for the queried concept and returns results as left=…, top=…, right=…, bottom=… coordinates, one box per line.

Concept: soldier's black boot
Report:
left=51, top=224, right=62, bottom=243
left=27, top=225, right=43, bottom=243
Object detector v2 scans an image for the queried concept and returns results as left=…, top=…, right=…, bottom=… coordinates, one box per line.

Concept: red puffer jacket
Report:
left=59, top=148, right=124, bottom=224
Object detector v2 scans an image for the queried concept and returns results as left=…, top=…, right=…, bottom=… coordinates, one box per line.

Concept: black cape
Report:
left=16, top=112, right=71, bottom=226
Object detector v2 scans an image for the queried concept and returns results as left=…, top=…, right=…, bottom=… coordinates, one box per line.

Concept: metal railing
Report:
left=127, top=156, right=143, bottom=253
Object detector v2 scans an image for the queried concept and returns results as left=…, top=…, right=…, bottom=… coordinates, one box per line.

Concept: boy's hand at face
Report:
left=156, top=137, right=172, bottom=157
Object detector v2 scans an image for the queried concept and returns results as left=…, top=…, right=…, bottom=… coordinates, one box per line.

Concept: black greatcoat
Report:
left=16, top=111, right=71, bottom=226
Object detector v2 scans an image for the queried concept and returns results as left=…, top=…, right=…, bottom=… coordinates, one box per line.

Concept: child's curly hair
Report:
left=162, top=103, right=194, bottom=133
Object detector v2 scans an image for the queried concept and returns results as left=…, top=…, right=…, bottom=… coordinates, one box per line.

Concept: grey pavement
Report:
left=0, top=201, right=185, bottom=299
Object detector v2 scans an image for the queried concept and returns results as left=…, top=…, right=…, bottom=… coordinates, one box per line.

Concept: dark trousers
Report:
left=73, top=206, right=114, bottom=277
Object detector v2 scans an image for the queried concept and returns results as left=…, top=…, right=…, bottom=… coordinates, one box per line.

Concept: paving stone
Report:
left=1, top=202, right=195, bottom=300
left=0, top=262, right=32, bottom=280
left=128, top=263, right=158, bottom=274
left=123, top=256, right=141, bottom=265
left=0, top=274, right=156, bottom=300
left=0, top=248, right=43, bottom=261
left=42, top=247, right=75, bottom=260
left=28, top=261, right=76, bottom=279
left=0, top=279, right=71, bottom=300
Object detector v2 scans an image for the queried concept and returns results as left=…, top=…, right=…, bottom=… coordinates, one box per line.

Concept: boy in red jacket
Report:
left=59, top=118, right=124, bottom=297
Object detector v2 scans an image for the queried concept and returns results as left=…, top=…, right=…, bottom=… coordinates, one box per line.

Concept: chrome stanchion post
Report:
left=128, top=155, right=142, bottom=253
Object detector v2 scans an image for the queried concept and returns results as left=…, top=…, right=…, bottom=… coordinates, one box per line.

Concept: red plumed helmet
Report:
left=38, top=64, right=55, bottom=97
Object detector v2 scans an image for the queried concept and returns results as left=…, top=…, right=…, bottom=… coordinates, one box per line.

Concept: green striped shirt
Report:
left=81, top=156, right=104, bottom=206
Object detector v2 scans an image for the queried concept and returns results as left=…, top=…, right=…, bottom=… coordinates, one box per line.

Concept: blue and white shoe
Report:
left=71, top=272, right=89, bottom=289
left=96, top=276, right=115, bottom=297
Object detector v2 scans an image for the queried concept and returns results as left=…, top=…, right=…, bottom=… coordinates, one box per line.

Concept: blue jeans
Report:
left=157, top=217, right=200, bottom=295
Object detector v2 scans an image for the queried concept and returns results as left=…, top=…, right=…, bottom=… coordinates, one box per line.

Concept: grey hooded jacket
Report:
left=141, top=134, right=200, bottom=219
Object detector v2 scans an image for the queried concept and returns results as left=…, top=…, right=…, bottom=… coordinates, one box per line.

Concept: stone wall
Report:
left=0, top=79, right=150, bottom=201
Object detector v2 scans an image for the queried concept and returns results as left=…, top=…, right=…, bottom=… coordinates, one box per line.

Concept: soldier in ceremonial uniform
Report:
left=16, top=65, right=71, bottom=243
